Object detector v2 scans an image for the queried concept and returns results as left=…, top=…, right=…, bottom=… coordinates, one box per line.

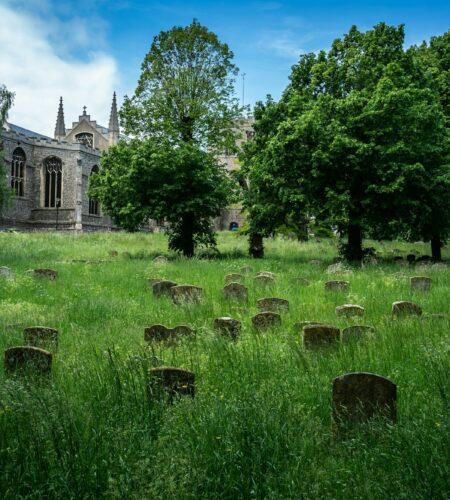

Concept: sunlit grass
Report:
left=0, top=231, right=448, bottom=498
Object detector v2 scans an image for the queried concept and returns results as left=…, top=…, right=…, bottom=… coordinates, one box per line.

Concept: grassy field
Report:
left=0, top=231, right=449, bottom=499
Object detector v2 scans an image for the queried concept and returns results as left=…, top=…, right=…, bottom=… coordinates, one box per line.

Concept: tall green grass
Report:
left=0, top=231, right=449, bottom=499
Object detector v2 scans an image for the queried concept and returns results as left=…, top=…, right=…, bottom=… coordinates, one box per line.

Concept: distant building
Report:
left=1, top=96, right=252, bottom=232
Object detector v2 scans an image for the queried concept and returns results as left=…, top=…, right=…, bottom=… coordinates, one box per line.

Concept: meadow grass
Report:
left=0, top=231, right=449, bottom=499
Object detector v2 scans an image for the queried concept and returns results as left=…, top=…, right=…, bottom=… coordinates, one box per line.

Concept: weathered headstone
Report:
left=254, top=274, right=275, bottom=286
left=152, top=280, right=177, bottom=298
left=251, top=311, right=281, bottom=331
left=410, top=276, right=432, bottom=292
left=335, top=304, right=365, bottom=317
left=0, top=266, right=12, bottom=278
left=4, top=346, right=52, bottom=375
left=256, top=271, right=275, bottom=279
left=257, top=297, right=290, bottom=313
left=326, top=263, right=352, bottom=275
left=148, top=277, right=164, bottom=287
left=342, top=325, right=375, bottom=342
left=225, top=273, right=244, bottom=284
left=34, top=268, right=58, bottom=280
left=309, top=260, right=321, bottom=266
left=294, top=277, right=310, bottom=286
left=24, top=327, right=59, bottom=350
left=303, top=324, right=340, bottom=348
left=153, top=255, right=168, bottom=264
left=392, top=301, right=422, bottom=317
left=293, top=321, right=324, bottom=333
left=325, top=280, right=349, bottom=292
left=170, top=285, right=203, bottom=305
left=332, top=372, right=397, bottom=427
left=148, top=366, right=195, bottom=401
left=214, top=317, right=241, bottom=340
left=144, top=324, right=194, bottom=344
left=222, top=282, right=248, bottom=302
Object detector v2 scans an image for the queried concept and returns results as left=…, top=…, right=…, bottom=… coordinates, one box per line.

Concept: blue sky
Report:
left=1, top=0, right=448, bottom=135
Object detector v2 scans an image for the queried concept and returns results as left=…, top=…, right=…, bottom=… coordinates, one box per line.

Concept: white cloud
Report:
left=0, top=1, right=119, bottom=137
left=257, top=30, right=305, bottom=59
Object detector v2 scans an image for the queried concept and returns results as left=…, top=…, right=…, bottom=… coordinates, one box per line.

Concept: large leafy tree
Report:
left=0, top=84, right=14, bottom=215
left=120, top=19, right=241, bottom=154
left=95, top=20, right=241, bottom=256
left=90, top=140, right=232, bottom=257
left=243, top=24, right=448, bottom=262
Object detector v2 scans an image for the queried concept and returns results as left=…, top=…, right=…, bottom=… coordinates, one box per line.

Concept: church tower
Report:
left=54, top=97, right=66, bottom=141
left=108, top=92, right=119, bottom=146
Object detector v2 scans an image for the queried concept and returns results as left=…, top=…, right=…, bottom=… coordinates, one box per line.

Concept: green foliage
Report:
left=0, top=84, right=14, bottom=215
left=242, top=24, right=449, bottom=261
left=0, top=232, right=449, bottom=498
left=120, top=19, right=242, bottom=154
left=90, top=140, right=232, bottom=255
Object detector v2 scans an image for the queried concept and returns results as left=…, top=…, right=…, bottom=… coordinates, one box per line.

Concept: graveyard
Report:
left=0, top=230, right=448, bottom=498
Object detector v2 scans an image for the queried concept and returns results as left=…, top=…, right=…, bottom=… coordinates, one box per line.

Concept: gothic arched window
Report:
left=11, top=147, right=26, bottom=196
left=44, top=157, right=62, bottom=208
left=75, top=133, right=93, bottom=148
left=88, top=165, right=100, bottom=215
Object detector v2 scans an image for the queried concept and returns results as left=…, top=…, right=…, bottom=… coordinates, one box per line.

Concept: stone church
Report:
left=0, top=94, right=251, bottom=231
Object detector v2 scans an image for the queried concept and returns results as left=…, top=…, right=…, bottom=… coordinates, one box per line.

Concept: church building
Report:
left=0, top=94, right=119, bottom=231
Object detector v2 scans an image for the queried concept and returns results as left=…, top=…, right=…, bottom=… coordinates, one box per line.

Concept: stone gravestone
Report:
left=4, top=346, right=52, bottom=375
left=153, top=255, right=168, bottom=264
left=152, top=280, right=177, bottom=298
left=34, top=268, right=58, bottom=280
left=309, top=260, right=321, bottom=266
left=148, top=277, right=164, bottom=287
left=294, top=277, right=310, bottom=286
left=225, top=273, right=244, bottom=284
left=254, top=274, right=275, bottom=286
left=342, top=325, right=375, bottom=343
left=293, top=321, right=324, bottom=333
left=144, top=324, right=194, bottom=344
left=410, top=276, right=432, bottom=292
left=392, top=301, right=422, bottom=317
left=325, top=280, right=349, bottom=292
left=257, top=297, right=290, bottom=313
left=24, top=327, right=59, bottom=350
left=303, top=324, right=340, bottom=348
left=335, top=304, right=365, bottom=317
left=214, top=317, right=241, bottom=340
left=149, top=366, right=195, bottom=402
left=251, top=311, right=282, bottom=331
left=222, top=282, right=248, bottom=302
left=170, top=285, right=203, bottom=305
left=257, top=271, right=275, bottom=279
left=0, top=267, right=12, bottom=278
left=332, top=372, right=397, bottom=428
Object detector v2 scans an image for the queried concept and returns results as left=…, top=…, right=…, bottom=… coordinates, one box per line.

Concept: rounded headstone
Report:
left=225, top=273, right=244, bottom=284
left=256, top=271, right=275, bottom=279
left=293, top=321, right=325, bottom=333
left=257, top=297, right=289, bottom=313
left=4, top=346, right=52, bottom=375
left=214, top=317, right=242, bottom=340
left=153, top=255, right=168, bottom=264
left=254, top=275, right=275, bottom=286
left=303, top=324, right=340, bottom=348
left=24, top=326, right=59, bottom=350
left=332, top=372, right=397, bottom=426
left=335, top=304, right=365, bottom=317
left=0, top=266, right=12, bottom=278
left=251, top=311, right=282, bottom=331
left=223, top=282, right=248, bottom=302
left=392, top=301, right=422, bottom=317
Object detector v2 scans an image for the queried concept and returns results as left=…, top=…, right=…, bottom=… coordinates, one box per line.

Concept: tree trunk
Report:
left=347, top=222, right=363, bottom=262
left=180, top=214, right=195, bottom=258
left=249, top=233, right=264, bottom=259
left=431, top=235, right=442, bottom=261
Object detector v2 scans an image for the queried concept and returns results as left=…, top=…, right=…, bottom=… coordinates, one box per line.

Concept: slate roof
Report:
left=6, top=123, right=51, bottom=140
